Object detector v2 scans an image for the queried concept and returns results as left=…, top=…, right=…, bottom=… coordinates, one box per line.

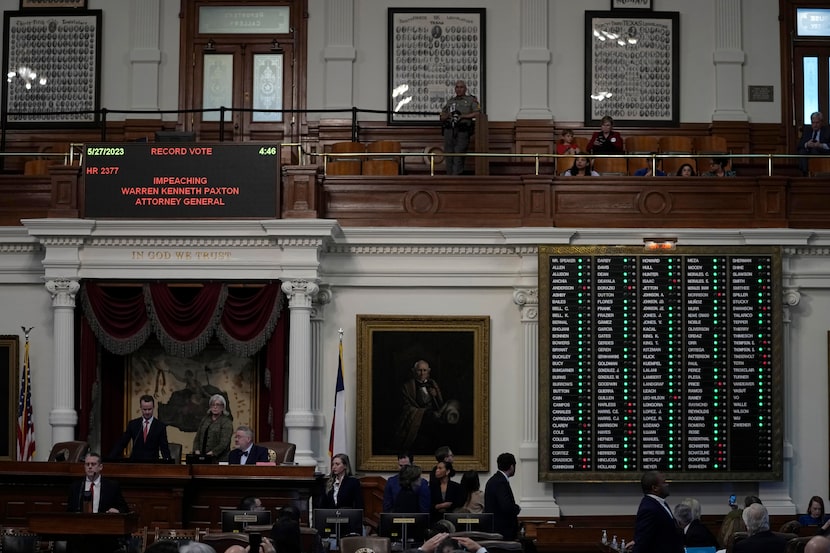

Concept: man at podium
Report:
left=66, top=453, right=129, bottom=553
left=68, top=452, right=128, bottom=514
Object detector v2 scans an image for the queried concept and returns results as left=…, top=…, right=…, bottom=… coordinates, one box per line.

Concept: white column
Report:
left=128, top=0, right=162, bottom=111
left=514, top=287, right=559, bottom=517
left=310, top=285, right=332, bottom=472
left=517, top=0, right=553, bottom=120
left=282, top=279, right=320, bottom=466
left=759, top=276, right=801, bottom=514
left=46, top=279, right=80, bottom=445
left=323, top=0, right=356, bottom=109
left=712, top=0, right=748, bottom=121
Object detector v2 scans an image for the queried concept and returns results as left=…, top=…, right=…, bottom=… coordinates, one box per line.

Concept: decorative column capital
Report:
left=513, top=287, right=538, bottom=322
left=281, top=279, right=320, bottom=309
left=311, top=285, right=332, bottom=321
left=782, top=287, right=801, bottom=307
left=45, top=279, right=80, bottom=308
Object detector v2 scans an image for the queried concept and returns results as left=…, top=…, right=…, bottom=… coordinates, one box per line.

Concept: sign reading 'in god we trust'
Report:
left=83, top=143, right=279, bottom=218
left=610, top=0, right=652, bottom=10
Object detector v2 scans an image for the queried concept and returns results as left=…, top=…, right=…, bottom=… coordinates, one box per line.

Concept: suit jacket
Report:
left=318, top=475, right=364, bottom=509
left=733, top=530, right=789, bottom=553
left=797, top=124, right=830, bottom=153
left=227, top=444, right=270, bottom=465
left=109, top=417, right=171, bottom=462
left=429, top=479, right=464, bottom=523
left=684, top=519, right=719, bottom=548
left=632, top=496, right=684, bottom=553
left=382, top=474, right=431, bottom=513
left=67, top=476, right=129, bottom=513
left=483, top=471, right=520, bottom=540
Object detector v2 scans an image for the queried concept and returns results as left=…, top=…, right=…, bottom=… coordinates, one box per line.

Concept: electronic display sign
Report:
left=539, top=246, right=782, bottom=481
left=83, top=143, right=279, bottom=218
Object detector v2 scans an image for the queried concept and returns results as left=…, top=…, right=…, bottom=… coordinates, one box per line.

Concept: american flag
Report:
left=17, top=333, right=35, bottom=461
left=328, top=334, right=347, bottom=458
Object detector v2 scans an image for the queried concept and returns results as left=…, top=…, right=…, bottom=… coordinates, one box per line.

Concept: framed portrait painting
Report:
left=127, top=344, right=258, bottom=458
left=584, top=11, right=679, bottom=126
left=2, top=10, right=101, bottom=127
left=387, top=8, right=486, bottom=125
left=356, top=315, right=489, bottom=472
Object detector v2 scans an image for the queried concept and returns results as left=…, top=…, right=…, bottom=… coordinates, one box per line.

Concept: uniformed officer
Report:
left=439, top=80, right=481, bottom=175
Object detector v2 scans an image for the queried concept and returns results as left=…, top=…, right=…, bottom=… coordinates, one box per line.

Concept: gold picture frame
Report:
left=0, top=335, right=19, bottom=461
left=126, top=344, right=258, bottom=458
left=356, top=315, right=489, bottom=472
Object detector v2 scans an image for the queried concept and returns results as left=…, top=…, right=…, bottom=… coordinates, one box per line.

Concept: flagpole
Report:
left=17, top=326, right=35, bottom=462
left=329, top=328, right=347, bottom=458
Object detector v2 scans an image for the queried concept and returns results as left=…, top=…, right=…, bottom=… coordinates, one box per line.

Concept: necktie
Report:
left=143, top=420, right=149, bottom=443
left=85, top=481, right=95, bottom=513
left=814, top=130, right=819, bottom=141
left=241, top=451, right=248, bottom=464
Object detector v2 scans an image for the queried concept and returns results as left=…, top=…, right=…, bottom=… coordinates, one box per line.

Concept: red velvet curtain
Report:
left=79, top=282, right=286, bottom=441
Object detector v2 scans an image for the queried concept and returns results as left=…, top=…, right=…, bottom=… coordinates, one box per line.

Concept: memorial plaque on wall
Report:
left=538, top=246, right=782, bottom=481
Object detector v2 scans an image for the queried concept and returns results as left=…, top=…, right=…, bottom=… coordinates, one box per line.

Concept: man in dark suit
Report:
left=484, top=452, right=521, bottom=540
left=109, top=394, right=171, bottom=462
left=797, top=111, right=830, bottom=173
left=734, top=503, right=788, bottom=553
left=68, top=452, right=129, bottom=513
left=632, top=471, right=684, bottom=553
left=228, top=425, right=270, bottom=465
left=674, top=501, right=719, bottom=548
left=67, top=452, right=129, bottom=553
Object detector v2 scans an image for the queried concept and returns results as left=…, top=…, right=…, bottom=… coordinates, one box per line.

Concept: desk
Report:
left=27, top=512, right=139, bottom=535
left=0, top=462, right=321, bottom=530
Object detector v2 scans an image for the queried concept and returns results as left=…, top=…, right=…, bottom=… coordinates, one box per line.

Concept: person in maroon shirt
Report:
left=587, top=115, right=624, bottom=154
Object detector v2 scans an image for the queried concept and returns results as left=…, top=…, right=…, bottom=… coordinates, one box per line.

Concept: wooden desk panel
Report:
left=0, top=462, right=321, bottom=531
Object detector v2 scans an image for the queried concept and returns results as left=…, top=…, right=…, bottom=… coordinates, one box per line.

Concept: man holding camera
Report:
left=439, top=80, right=480, bottom=175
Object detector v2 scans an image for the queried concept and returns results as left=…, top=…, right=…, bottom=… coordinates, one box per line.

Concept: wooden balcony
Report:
left=3, top=161, right=830, bottom=229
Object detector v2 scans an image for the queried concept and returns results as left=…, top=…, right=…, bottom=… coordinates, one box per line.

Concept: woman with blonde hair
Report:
left=192, top=393, right=233, bottom=461
left=318, top=453, right=364, bottom=509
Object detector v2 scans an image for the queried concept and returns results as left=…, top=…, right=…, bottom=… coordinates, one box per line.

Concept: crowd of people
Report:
left=632, top=470, right=830, bottom=553
left=437, top=73, right=830, bottom=178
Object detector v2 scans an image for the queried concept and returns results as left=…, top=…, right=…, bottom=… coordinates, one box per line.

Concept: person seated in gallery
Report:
left=587, top=115, right=624, bottom=154
left=562, top=157, right=599, bottom=177
left=797, top=111, right=830, bottom=174
left=556, top=129, right=582, bottom=155
left=702, top=158, right=736, bottom=177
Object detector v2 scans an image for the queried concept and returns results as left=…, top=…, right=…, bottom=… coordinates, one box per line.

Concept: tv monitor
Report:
left=312, top=508, right=363, bottom=542
left=442, top=512, right=494, bottom=533
left=154, top=130, right=196, bottom=143
left=377, top=512, right=429, bottom=548
left=221, top=509, right=272, bottom=533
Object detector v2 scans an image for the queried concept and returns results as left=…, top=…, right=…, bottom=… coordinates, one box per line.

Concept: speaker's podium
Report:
left=28, top=512, right=139, bottom=553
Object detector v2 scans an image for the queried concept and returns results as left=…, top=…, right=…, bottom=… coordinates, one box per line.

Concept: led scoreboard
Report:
left=538, top=246, right=782, bottom=481
left=83, top=143, right=279, bottom=218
